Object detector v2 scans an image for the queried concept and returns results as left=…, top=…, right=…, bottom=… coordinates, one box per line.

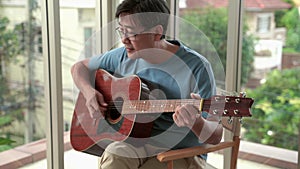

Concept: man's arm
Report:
left=191, top=115, right=223, bottom=145
left=173, top=93, right=223, bottom=145
left=71, top=59, right=107, bottom=118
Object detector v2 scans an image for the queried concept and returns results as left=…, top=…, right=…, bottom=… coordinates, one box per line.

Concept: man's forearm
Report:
left=191, top=118, right=223, bottom=145
left=71, top=61, right=94, bottom=97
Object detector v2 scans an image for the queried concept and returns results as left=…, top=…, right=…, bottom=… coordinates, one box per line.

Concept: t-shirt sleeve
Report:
left=88, top=47, right=126, bottom=72
left=195, top=61, right=216, bottom=99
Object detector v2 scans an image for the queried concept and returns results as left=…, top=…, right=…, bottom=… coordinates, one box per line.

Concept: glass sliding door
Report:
left=178, top=2, right=230, bottom=168
left=177, top=0, right=228, bottom=91
left=242, top=1, right=299, bottom=168
left=59, top=0, right=98, bottom=168
left=0, top=0, right=47, bottom=168
left=61, top=0, right=120, bottom=168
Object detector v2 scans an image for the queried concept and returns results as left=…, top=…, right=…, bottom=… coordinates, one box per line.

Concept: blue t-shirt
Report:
left=89, top=40, right=216, bottom=159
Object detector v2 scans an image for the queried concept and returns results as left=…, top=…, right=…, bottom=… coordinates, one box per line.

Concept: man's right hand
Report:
left=71, top=59, right=108, bottom=119
left=84, top=88, right=108, bottom=119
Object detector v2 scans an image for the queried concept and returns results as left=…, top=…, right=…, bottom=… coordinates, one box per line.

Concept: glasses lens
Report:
left=116, top=27, right=136, bottom=41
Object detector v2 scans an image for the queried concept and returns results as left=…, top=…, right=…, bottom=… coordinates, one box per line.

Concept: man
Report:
left=71, top=0, right=223, bottom=168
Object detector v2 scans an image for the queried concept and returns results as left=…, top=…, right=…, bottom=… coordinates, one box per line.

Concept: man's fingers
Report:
left=190, top=93, right=201, bottom=99
left=96, top=93, right=108, bottom=107
left=173, top=105, right=197, bottom=128
left=87, top=99, right=106, bottom=119
left=173, top=112, right=184, bottom=127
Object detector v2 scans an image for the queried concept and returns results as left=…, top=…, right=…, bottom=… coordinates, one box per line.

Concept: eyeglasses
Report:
left=115, top=27, right=151, bottom=41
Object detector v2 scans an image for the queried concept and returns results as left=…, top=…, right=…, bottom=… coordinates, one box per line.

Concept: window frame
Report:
left=42, top=0, right=246, bottom=168
left=41, top=0, right=64, bottom=168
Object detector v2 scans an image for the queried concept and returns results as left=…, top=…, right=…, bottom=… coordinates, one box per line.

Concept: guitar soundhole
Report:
left=107, top=97, right=123, bottom=120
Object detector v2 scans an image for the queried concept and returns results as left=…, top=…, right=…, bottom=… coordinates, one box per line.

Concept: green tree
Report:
left=0, top=0, right=41, bottom=152
left=280, top=7, right=300, bottom=53
left=0, top=16, right=22, bottom=111
left=180, top=7, right=255, bottom=86
left=244, top=68, right=300, bottom=150
left=0, top=16, right=22, bottom=150
left=274, top=0, right=295, bottom=28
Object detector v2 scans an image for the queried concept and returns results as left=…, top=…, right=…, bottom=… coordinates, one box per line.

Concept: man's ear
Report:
left=154, top=25, right=164, bottom=40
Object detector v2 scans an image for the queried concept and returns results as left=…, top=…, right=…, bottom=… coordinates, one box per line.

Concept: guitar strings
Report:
left=104, top=100, right=211, bottom=111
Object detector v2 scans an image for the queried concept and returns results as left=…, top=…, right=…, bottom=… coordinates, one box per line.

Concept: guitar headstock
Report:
left=202, top=95, right=254, bottom=117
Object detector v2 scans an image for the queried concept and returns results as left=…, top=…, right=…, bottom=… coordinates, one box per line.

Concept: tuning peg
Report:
left=234, top=109, right=240, bottom=115
left=223, top=109, right=228, bottom=115
left=214, top=96, right=221, bottom=101
left=239, top=92, right=246, bottom=98
left=225, top=97, right=230, bottom=102
left=228, top=117, right=233, bottom=124
left=239, top=117, right=243, bottom=124
left=213, top=109, right=219, bottom=115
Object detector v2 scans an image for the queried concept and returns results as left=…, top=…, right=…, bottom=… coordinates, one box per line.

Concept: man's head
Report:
left=115, top=0, right=170, bottom=37
left=115, top=0, right=171, bottom=61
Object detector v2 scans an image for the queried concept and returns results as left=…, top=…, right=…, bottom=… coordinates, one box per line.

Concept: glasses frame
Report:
left=115, top=26, right=153, bottom=41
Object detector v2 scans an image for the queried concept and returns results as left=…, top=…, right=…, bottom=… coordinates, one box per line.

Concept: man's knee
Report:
left=98, top=142, right=146, bottom=169
left=104, top=141, right=146, bottom=158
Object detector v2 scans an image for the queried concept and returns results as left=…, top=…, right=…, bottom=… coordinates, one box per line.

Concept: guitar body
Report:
left=70, top=69, right=154, bottom=156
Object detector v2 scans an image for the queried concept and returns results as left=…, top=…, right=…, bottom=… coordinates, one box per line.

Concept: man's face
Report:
left=118, top=13, right=156, bottom=59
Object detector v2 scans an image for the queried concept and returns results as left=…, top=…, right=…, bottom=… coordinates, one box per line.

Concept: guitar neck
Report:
left=120, top=95, right=253, bottom=117
left=122, top=99, right=203, bottom=114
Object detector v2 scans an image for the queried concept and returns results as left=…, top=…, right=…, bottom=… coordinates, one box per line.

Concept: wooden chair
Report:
left=156, top=92, right=252, bottom=169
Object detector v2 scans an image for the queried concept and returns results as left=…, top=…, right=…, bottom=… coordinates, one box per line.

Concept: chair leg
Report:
left=230, top=136, right=240, bottom=169
left=167, top=160, right=173, bottom=169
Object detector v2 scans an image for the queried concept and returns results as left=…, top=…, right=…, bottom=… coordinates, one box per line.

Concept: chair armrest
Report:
left=157, top=141, right=235, bottom=162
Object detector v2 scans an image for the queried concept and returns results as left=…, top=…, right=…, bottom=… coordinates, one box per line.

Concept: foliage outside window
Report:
left=0, top=16, right=23, bottom=150
left=244, top=68, right=300, bottom=150
left=275, top=0, right=300, bottom=54
left=0, top=12, right=43, bottom=152
left=244, top=2, right=299, bottom=150
left=180, top=7, right=255, bottom=86
left=280, top=7, right=300, bottom=53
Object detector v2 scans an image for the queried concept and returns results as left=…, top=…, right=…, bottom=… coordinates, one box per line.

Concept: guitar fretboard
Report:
left=121, top=99, right=202, bottom=114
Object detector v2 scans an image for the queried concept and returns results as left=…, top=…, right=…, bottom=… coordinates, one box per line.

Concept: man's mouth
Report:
left=126, top=46, right=135, bottom=52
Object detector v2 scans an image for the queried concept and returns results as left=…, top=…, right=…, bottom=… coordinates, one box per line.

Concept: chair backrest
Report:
left=217, top=89, right=247, bottom=169
left=221, top=117, right=241, bottom=136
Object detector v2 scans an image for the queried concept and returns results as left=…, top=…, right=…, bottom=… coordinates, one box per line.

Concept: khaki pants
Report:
left=99, top=142, right=206, bottom=169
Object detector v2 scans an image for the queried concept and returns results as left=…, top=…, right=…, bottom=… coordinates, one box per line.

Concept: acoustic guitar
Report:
left=70, top=69, right=254, bottom=156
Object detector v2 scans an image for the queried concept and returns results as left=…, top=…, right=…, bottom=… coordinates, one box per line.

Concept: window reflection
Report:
left=180, top=0, right=298, bottom=168
left=243, top=0, right=299, bottom=154
left=0, top=0, right=298, bottom=168
left=178, top=1, right=229, bottom=89
left=0, top=0, right=46, bottom=159
left=60, top=1, right=99, bottom=169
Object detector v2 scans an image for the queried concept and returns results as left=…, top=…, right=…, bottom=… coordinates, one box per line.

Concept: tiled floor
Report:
left=19, top=149, right=281, bottom=169
left=19, top=150, right=98, bottom=169
left=206, top=153, right=280, bottom=169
